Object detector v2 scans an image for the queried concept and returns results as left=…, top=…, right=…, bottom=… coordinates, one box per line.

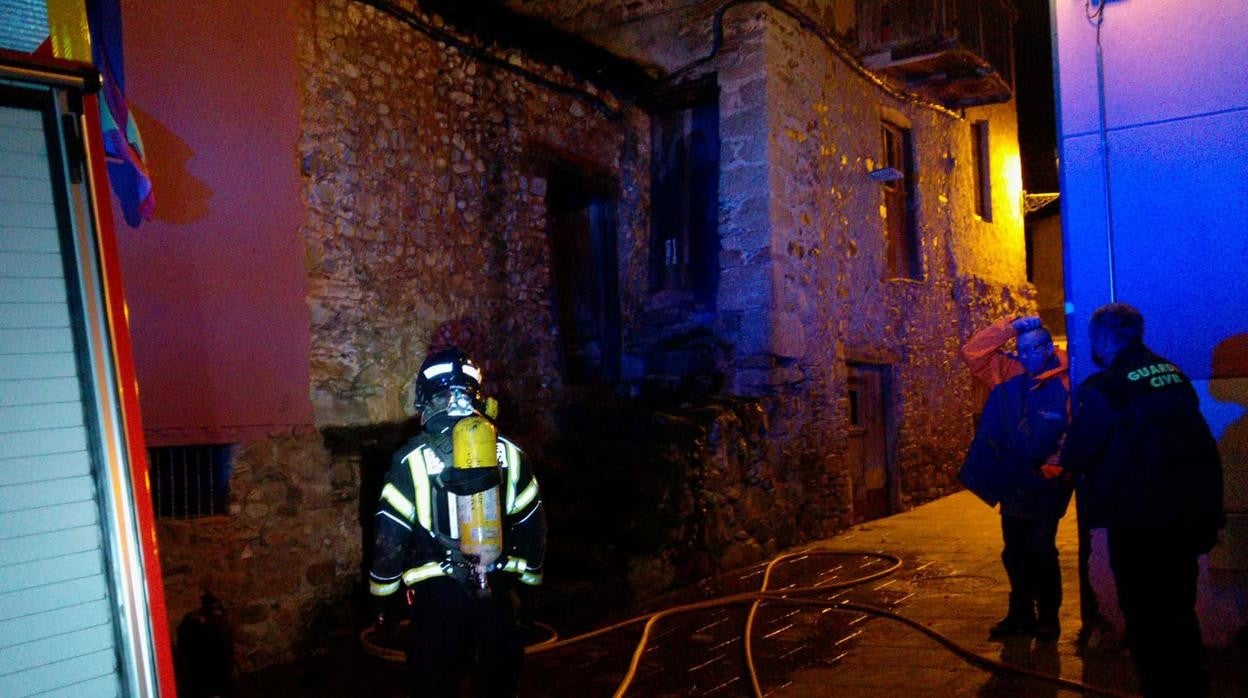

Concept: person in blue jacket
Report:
left=959, top=316, right=1074, bottom=641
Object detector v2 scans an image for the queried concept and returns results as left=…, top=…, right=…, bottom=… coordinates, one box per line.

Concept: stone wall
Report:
left=156, top=0, right=655, bottom=673
left=690, top=6, right=1034, bottom=535
left=714, top=8, right=774, bottom=364
left=149, top=0, right=1038, bottom=674
left=154, top=429, right=360, bottom=670
left=299, top=0, right=650, bottom=436
left=546, top=2, right=1036, bottom=596
left=542, top=397, right=776, bottom=628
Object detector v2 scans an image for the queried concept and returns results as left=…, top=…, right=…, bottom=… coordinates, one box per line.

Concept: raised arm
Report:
left=961, top=316, right=1032, bottom=387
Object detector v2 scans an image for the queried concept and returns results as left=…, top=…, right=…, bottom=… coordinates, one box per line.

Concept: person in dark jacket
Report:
left=1061, top=303, right=1224, bottom=697
left=959, top=316, right=1074, bottom=641
left=370, top=348, right=546, bottom=698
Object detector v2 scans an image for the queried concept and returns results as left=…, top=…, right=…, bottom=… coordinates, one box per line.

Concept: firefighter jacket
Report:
left=957, top=317, right=1074, bottom=520
left=1060, top=343, right=1224, bottom=550
left=369, top=416, right=546, bottom=600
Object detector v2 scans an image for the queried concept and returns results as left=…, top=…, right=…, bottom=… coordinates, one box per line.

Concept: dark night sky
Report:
left=1013, top=0, right=1060, bottom=193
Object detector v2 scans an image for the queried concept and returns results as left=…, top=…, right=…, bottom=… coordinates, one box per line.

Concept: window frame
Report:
left=645, top=75, right=721, bottom=306
left=971, top=119, right=993, bottom=221
left=880, top=119, right=921, bottom=280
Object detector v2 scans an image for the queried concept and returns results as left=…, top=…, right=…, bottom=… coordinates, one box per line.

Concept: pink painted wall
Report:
left=110, top=0, right=312, bottom=445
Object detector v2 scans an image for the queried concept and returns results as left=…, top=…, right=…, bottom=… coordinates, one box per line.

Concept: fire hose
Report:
left=360, top=546, right=1137, bottom=697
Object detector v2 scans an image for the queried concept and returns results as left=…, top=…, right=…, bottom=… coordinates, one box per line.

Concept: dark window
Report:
left=648, top=78, right=720, bottom=306
left=971, top=120, right=993, bottom=221
left=149, top=444, right=233, bottom=518
left=881, top=121, right=920, bottom=279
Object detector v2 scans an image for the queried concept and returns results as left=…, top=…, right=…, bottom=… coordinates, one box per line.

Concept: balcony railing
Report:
left=857, top=0, right=1016, bottom=107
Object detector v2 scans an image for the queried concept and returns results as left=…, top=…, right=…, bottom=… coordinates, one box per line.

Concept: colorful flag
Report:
left=85, top=0, right=154, bottom=226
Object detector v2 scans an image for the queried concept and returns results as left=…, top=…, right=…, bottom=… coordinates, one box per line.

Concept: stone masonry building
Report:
left=121, top=0, right=1035, bottom=671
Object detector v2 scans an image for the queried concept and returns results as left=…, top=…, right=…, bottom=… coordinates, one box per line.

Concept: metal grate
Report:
left=149, top=444, right=234, bottom=518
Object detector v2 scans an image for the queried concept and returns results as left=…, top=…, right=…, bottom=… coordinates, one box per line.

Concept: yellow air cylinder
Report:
left=452, top=415, right=504, bottom=591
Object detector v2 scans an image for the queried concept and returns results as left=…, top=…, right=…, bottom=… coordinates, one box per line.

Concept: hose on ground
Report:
left=360, top=547, right=1137, bottom=698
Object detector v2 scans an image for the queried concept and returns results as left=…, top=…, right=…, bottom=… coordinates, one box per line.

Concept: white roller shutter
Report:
left=0, top=103, right=123, bottom=696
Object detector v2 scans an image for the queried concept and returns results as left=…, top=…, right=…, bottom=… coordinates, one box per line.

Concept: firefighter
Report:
left=369, top=348, right=546, bottom=698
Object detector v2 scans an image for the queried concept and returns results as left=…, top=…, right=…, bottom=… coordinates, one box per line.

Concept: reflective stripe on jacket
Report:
left=368, top=424, right=546, bottom=598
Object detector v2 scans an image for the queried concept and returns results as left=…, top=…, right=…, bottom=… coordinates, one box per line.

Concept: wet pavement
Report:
left=520, top=551, right=911, bottom=697
left=239, top=490, right=1247, bottom=697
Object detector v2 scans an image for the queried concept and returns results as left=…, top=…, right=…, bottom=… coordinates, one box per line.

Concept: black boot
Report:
left=989, top=614, right=1038, bottom=639
left=1075, top=613, right=1114, bottom=648
left=989, top=593, right=1037, bottom=640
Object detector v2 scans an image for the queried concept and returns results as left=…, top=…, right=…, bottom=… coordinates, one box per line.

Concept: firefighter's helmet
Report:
left=415, top=348, right=483, bottom=416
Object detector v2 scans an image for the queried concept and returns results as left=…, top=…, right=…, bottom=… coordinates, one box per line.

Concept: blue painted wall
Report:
left=1054, top=0, right=1248, bottom=383
left=1052, top=0, right=1248, bottom=645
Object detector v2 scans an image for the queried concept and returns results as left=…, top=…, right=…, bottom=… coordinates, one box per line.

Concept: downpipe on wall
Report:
left=1086, top=0, right=1117, bottom=302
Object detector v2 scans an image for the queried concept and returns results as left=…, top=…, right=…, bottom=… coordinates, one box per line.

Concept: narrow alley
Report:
left=241, top=490, right=1246, bottom=697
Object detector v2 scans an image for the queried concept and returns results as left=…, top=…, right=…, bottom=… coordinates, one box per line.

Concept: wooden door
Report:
left=847, top=364, right=890, bottom=521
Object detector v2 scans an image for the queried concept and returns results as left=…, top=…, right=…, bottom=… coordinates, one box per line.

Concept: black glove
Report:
left=440, top=550, right=472, bottom=585
left=489, top=555, right=511, bottom=574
